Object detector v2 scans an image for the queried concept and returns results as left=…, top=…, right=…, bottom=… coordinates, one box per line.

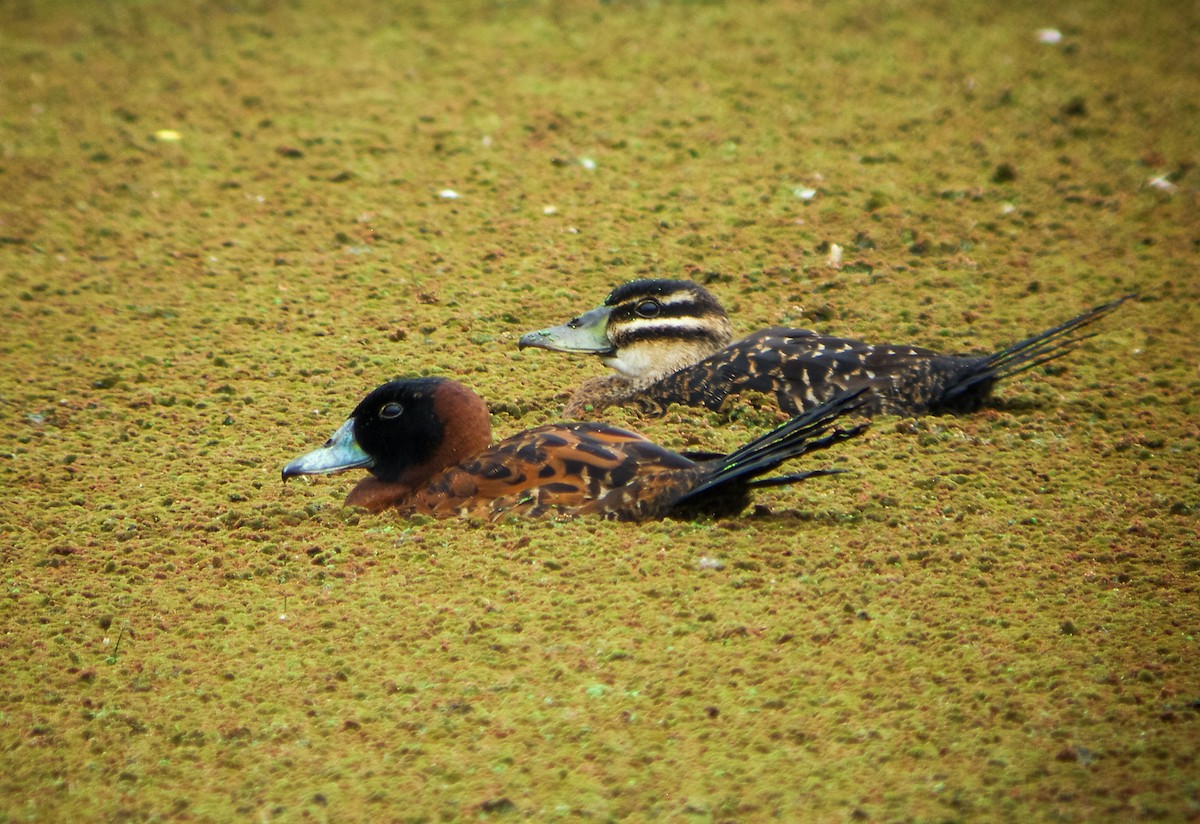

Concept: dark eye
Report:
left=380, top=402, right=404, bottom=419
left=635, top=300, right=660, bottom=318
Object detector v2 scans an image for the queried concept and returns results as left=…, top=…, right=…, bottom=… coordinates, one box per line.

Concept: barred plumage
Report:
left=282, top=377, right=866, bottom=521
left=519, top=279, right=1132, bottom=418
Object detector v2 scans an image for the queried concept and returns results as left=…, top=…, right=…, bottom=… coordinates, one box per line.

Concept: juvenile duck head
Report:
left=519, top=279, right=734, bottom=384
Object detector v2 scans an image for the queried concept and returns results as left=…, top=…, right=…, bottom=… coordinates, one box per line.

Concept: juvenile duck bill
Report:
left=518, top=306, right=615, bottom=354
left=282, top=418, right=373, bottom=480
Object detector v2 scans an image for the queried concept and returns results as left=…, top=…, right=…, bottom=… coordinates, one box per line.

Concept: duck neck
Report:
left=429, top=379, right=494, bottom=471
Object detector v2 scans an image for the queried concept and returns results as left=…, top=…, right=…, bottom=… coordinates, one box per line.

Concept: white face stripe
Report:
left=613, top=317, right=718, bottom=335
left=651, top=289, right=707, bottom=307
left=599, top=283, right=735, bottom=380
left=611, top=284, right=709, bottom=306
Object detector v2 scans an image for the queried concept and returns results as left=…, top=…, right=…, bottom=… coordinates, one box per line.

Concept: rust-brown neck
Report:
left=429, top=378, right=493, bottom=470
left=344, top=379, right=493, bottom=512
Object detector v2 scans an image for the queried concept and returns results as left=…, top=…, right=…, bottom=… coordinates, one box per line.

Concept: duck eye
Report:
left=379, top=402, right=404, bottom=419
left=635, top=300, right=660, bottom=318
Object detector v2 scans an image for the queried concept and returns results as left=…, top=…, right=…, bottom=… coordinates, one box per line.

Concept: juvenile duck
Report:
left=282, top=377, right=866, bottom=521
left=518, top=279, right=1132, bottom=418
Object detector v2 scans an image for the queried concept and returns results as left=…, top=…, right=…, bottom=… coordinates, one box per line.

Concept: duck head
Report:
left=283, top=377, right=492, bottom=491
left=519, top=279, right=734, bottom=383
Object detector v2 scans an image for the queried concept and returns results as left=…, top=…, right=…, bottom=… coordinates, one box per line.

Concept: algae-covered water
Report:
left=2, top=0, right=1197, bottom=820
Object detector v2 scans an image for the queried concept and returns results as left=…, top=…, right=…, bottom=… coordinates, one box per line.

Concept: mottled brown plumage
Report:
left=282, top=377, right=866, bottom=521
left=518, top=279, right=1133, bottom=418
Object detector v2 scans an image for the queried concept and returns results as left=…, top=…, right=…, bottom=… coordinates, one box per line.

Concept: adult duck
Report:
left=282, top=377, right=866, bottom=521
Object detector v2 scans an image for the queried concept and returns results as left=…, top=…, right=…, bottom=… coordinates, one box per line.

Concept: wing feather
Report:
left=404, top=423, right=700, bottom=518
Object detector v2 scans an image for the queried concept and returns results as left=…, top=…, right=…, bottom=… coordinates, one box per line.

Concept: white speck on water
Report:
left=1147, top=175, right=1177, bottom=193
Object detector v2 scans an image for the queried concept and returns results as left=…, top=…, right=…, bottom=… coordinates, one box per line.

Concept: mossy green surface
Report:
left=1, top=0, right=1197, bottom=820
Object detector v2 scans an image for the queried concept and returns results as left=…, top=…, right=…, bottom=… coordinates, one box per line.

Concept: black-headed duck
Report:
left=282, top=377, right=866, bottom=521
left=518, top=279, right=1132, bottom=418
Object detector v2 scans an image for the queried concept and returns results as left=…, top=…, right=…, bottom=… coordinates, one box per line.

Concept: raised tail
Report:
left=939, top=293, right=1135, bottom=406
left=676, top=388, right=869, bottom=506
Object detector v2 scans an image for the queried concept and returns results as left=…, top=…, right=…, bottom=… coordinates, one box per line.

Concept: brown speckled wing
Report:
left=403, top=423, right=702, bottom=519
left=607, top=295, right=1132, bottom=418
left=638, top=328, right=981, bottom=417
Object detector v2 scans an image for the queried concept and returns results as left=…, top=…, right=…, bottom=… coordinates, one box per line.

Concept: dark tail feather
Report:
left=677, top=389, right=868, bottom=504
left=746, top=467, right=848, bottom=489
left=941, top=293, right=1134, bottom=403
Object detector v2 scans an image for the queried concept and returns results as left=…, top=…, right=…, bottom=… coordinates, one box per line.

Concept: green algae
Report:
left=2, top=0, right=1199, bottom=820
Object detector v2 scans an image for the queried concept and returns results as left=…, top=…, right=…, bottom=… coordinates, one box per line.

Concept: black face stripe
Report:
left=612, top=325, right=729, bottom=346
left=605, top=278, right=707, bottom=306
left=606, top=279, right=724, bottom=313
left=610, top=299, right=723, bottom=324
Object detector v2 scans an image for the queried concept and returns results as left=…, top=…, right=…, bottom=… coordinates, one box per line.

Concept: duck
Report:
left=518, top=279, right=1133, bottom=418
left=281, top=376, right=867, bottom=521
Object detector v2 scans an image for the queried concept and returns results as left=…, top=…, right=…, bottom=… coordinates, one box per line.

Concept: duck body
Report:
left=518, top=279, right=1132, bottom=418
left=282, top=377, right=866, bottom=521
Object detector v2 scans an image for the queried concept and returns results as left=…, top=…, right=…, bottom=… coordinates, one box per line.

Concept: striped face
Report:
left=598, top=280, right=734, bottom=381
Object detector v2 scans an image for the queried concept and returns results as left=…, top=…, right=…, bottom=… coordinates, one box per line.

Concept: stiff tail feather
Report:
left=677, top=388, right=868, bottom=505
left=941, top=293, right=1134, bottom=403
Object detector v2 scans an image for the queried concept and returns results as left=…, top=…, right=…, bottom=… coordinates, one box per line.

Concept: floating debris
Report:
left=1147, top=175, right=1178, bottom=193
